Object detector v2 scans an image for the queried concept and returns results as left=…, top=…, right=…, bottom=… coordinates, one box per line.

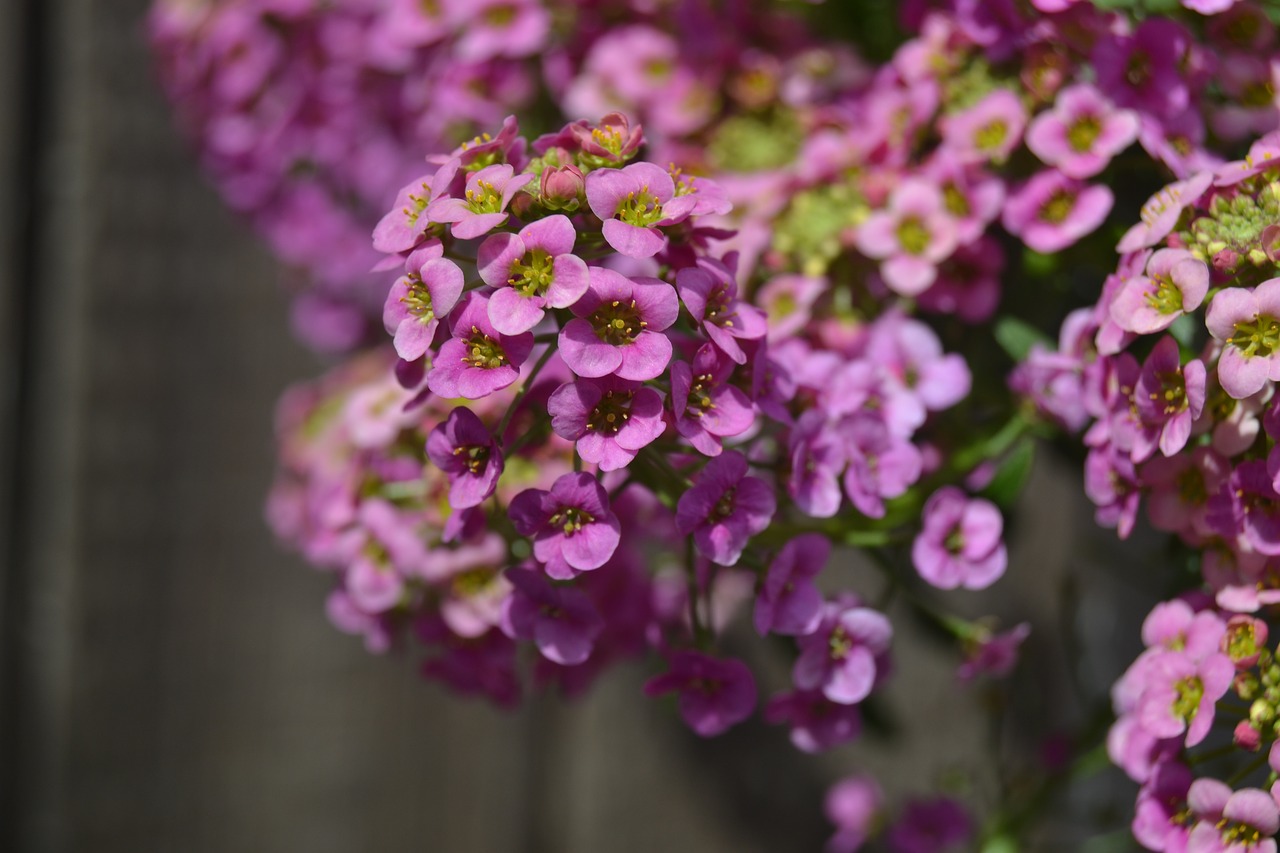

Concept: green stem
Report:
left=497, top=343, right=557, bottom=439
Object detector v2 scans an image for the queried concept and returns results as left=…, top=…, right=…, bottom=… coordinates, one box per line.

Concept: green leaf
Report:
left=980, top=438, right=1035, bottom=507
left=994, top=316, right=1052, bottom=362
left=1168, top=313, right=1197, bottom=351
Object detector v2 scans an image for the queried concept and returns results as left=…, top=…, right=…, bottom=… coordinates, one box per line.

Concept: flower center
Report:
left=591, top=126, right=626, bottom=156
left=1230, top=313, right=1280, bottom=358
left=548, top=506, right=594, bottom=536
left=1152, top=370, right=1187, bottom=416
left=465, top=180, right=504, bottom=214
left=1171, top=675, right=1204, bottom=722
left=705, top=284, right=737, bottom=328
left=1144, top=274, right=1185, bottom=315
left=1221, top=821, right=1263, bottom=846
left=1175, top=466, right=1208, bottom=505
left=400, top=273, right=436, bottom=320
left=688, top=373, right=716, bottom=419
left=402, top=182, right=431, bottom=228
left=943, top=183, right=970, bottom=217
left=615, top=187, right=665, bottom=227
left=829, top=626, right=853, bottom=661
left=462, top=326, right=509, bottom=369
left=452, top=443, right=491, bottom=475
left=1067, top=114, right=1103, bottom=153
left=897, top=215, right=931, bottom=255
left=712, top=488, right=737, bottom=520
left=974, top=119, right=1008, bottom=152
left=483, top=5, right=515, bottom=26
left=1244, top=79, right=1276, bottom=109
left=509, top=247, right=555, bottom=297
left=1039, top=189, right=1077, bottom=224
left=452, top=567, right=498, bottom=597
left=586, top=390, right=635, bottom=435
left=590, top=299, right=647, bottom=345
left=944, top=527, right=965, bottom=555
left=1125, top=51, right=1151, bottom=88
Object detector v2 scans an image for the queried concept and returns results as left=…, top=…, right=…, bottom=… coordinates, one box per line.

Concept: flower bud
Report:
left=1250, top=697, right=1277, bottom=730
left=1235, top=719, right=1263, bottom=752
left=540, top=164, right=585, bottom=211
left=1224, top=615, right=1270, bottom=669
left=1237, top=671, right=1262, bottom=701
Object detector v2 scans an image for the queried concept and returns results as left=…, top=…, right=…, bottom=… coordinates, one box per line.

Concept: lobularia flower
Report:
left=1002, top=170, right=1113, bottom=254
left=823, top=776, right=883, bottom=853
left=448, top=0, right=549, bottom=62
left=885, top=797, right=974, bottom=853
left=1186, top=779, right=1279, bottom=853
left=855, top=178, right=959, bottom=296
left=546, top=375, right=666, bottom=471
left=675, top=451, right=776, bottom=566
left=383, top=247, right=463, bottom=362
left=426, top=163, right=533, bottom=240
left=425, top=406, right=504, bottom=509
left=427, top=292, right=534, bottom=399
left=841, top=415, right=923, bottom=519
left=1093, top=18, right=1193, bottom=119
left=669, top=344, right=756, bottom=457
left=676, top=257, right=767, bottom=365
left=1025, top=84, right=1139, bottom=179
left=911, top=487, right=1008, bottom=591
left=957, top=623, right=1030, bottom=681
left=585, top=161, right=697, bottom=258
left=1133, top=337, right=1206, bottom=459
left=1110, top=249, right=1210, bottom=335
left=787, top=411, right=846, bottom=519
left=754, top=534, right=829, bottom=637
left=1117, top=172, right=1214, bottom=253
left=939, top=88, right=1027, bottom=165
left=1136, top=649, right=1234, bottom=747
left=1132, top=761, right=1193, bottom=853
left=476, top=214, right=589, bottom=335
left=765, top=690, right=862, bottom=754
left=1206, top=279, right=1280, bottom=399
left=509, top=472, right=622, bottom=580
left=500, top=566, right=604, bottom=666
left=643, top=650, right=756, bottom=737
left=1208, top=460, right=1280, bottom=556
left=373, top=172, right=440, bottom=254
left=558, top=267, right=679, bottom=381
left=793, top=599, right=892, bottom=705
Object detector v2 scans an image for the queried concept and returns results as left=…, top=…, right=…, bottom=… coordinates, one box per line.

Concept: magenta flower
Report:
left=427, top=293, right=534, bottom=399
left=1206, top=279, right=1280, bottom=399
left=508, top=472, right=622, bottom=580
left=765, top=690, right=862, bottom=754
left=1142, top=599, right=1227, bottom=661
left=676, top=258, right=767, bottom=365
left=476, top=214, right=589, bottom=335
left=383, top=249, right=463, bottom=362
left=1026, top=84, right=1139, bottom=179
left=1093, top=18, right=1193, bottom=118
left=546, top=376, right=666, bottom=471
left=500, top=566, right=603, bottom=666
left=1186, top=779, right=1279, bottom=853
left=856, top=178, right=959, bottom=296
left=670, top=344, right=755, bottom=457
left=1117, top=172, right=1214, bottom=253
left=426, top=163, right=532, bottom=240
left=564, top=113, right=644, bottom=168
left=643, top=650, right=757, bottom=737
left=1136, top=650, right=1234, bottom=747
left=1134, top=337, right=1207, bottom=458
left=788, top=411, right=847, bottom=519
left=448, top=0, right=549, bottom=62
left=1002, top=170, right=1113, bottom=253
left=1142, top=447, right=1227, bottom=539
left=823, top=776, right=883, bottom=853
left=758, top=274, right=826, bottom=341
left=911, top=487, right=1007, bottom=591
left=1110, top=249, right=1210, bottom=335
left=1085, top=444, right=1142, bottom=539
left=1208, top=461, right=1280, bottom=557
left=793, top=600, right=892, bottom=705
left=886, top=798, right=974, bottom=853
left=841, top=415, right=923, bottom=519
left=1133, top=762, right=1193, bottom=853
left=558, top=267, right=679, bottom=381
left=373, top=172, right=438, bottom=254
left=675, top=451, right=776, bottom=566
left=754, top=534, right=830, bottom=637
left=585, top=162, right=696, bottom=258
left=425, top=406, right=503, bottom=510
left=957, top=623, right=1031, bottom=681
left=939, top=88, right=1027, bottom=164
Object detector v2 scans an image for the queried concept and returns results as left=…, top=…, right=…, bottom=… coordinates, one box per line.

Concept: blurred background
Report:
left=0, top=2, right=1153, bottom=851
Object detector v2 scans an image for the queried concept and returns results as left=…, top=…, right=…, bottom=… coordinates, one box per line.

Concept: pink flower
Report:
left=675, top=451, right=776, bottom=566
left=856, top=178, right=960, bottom=296
left=1206, top=279, right=1280, bottom=399
left=546, top=375, right=666, bottom=471
left=1110, top=249, right=1210, bottom=335
left=793, top=599, right=892, bottom=705
left=1026, top=84, right=1139, bottom=179
left=1186, top=779, right=1280, bottom=853
left=754, top=534, right=829, bottom=636
left=584, top=162, right=696, bottom=258
left=426, top=292, right=534, bottom=399
left=1117, top=172, right=1214, bottom=253
left=1002, top=170, right=1113, bottom=253
left=643, top=651, right=756, bottom=737
left=1134, top=337, right=1207, bottom=458
left=676, top=257, right=767, bottom=365
left=508, top=472, right=621, bottom=580
left=939, top=88, right=1027, bottom=164
left=426, top=163, right=533, bottom=240
left=476, top=214, right=589, bottom=335
left=911, top=487, right=1008, bottom=590
left=383, top=246, right=463, bottom=362
left=558, top=267, right=679, bottom=381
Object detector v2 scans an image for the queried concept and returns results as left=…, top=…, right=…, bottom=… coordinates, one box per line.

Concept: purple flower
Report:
left=383, top=248, right=463, bottom=362
left=755, top=534, right=829, bottom=637
left=1025, top=84, right=1139, bottom=179
left=911, top=487, right=1007, bottom=591
left=509, top=472, right=622, bottom=580
left=856, top=178, right=959, bottom=296
left=766, top=690, right=862, bottom=754
left=1206, top=279, right=1280, bottom=399
left=1093, top=18, right=1193, bottom=118
left=841, top=415, right=923, bottom=519
left=1208, top=461, right=1280, bottom=557
left=758, top=274, right=826, bottom=341
left=793, top=600, right=892, bottom=705
left=1002, top=170, right=1113, bottom=253
left=476, top=214, right=589, bottom=335
left=643, top=650, right=757, bottom=737
left=1134, top=337, right=1207, bottom=458
left=675, top=451, right=776, bottom=567
left=426, top=163, right=532, bottom=241
left=1187, top=779, right=1279, bottom=853
left=1111, top=249, right=1210, bottom=335
left=676, top=257, right=767, bottom=365
left=585, top=162, right=696, bottom=258
left=558, top=267, right=679, bottom=381
left=865, top=312, right=972, bottom=412
left=670, top=344, right=756, bottom=457
left=788, top=411, right=847, bottom=519
left=427, top=292, right=534, bottom=399
left=958, top=623, right=1030, bottom=681
left=939, top=88, right=1027, bottom=164
left=448, top=0, right=549, bottom=62
left=547, top=375, right=665, bottom=471
left=886, top=798, right=974, bottom=853
left=500, top=566, right=604, bottom=666
left=1142, top=447, right=1227, bottom=539
left=373, top=172, right=438, bottom=254
left=1133, top=761, right=1193, bottom=853
left=425, top=406, right=503, bottom=509
left=823, top=776, right=882, bottom=853
left=1085, top=444, right=1142, bottom=539
left=1137, top=650, right=1234, bottom=747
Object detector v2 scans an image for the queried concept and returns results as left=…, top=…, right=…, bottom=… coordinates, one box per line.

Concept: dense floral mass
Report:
left=154, top=0, right=1280, bottom=847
